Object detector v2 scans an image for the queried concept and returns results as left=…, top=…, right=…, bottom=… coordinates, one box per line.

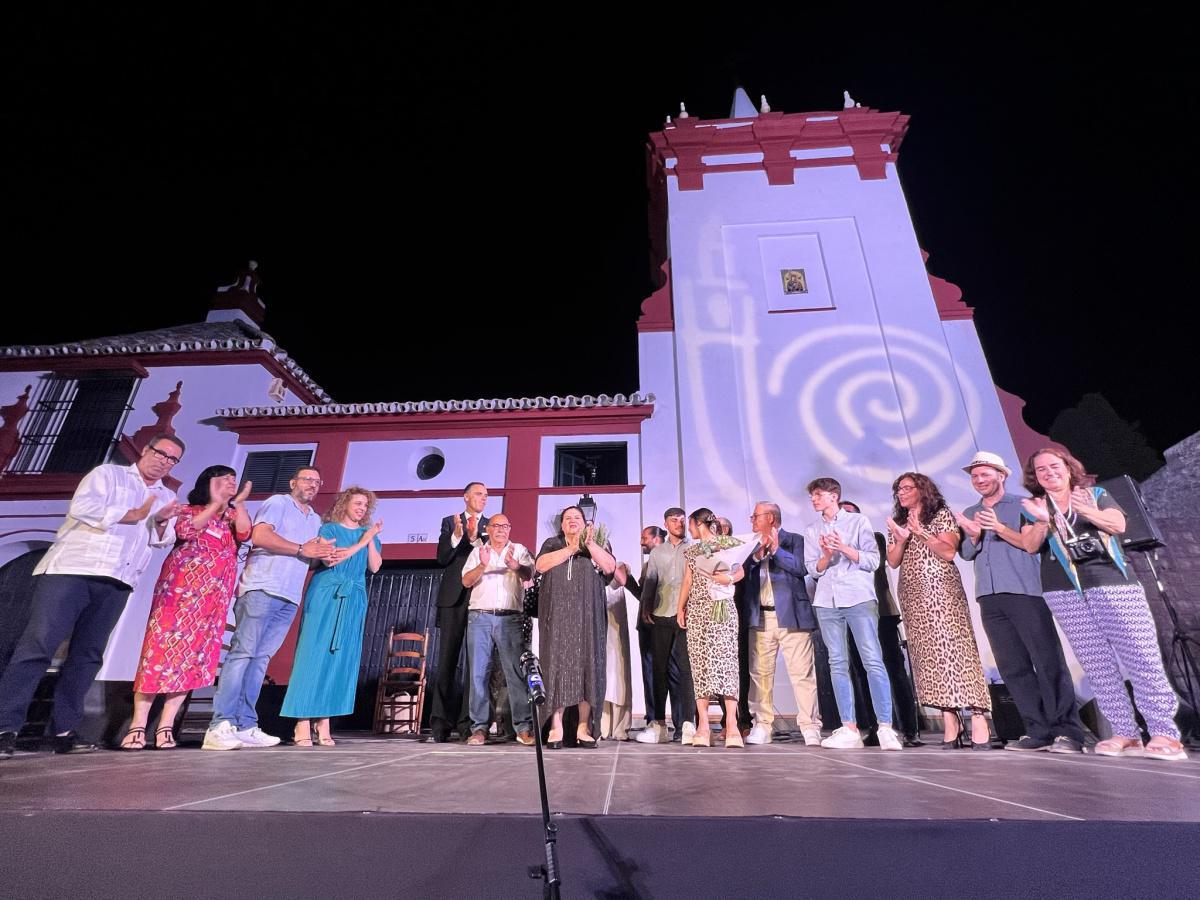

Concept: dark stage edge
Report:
left=6, top=809, right=1199, bottom=899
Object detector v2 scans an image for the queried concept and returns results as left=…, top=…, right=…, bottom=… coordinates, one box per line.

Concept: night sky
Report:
left=7, top=10, right=1193, bottom=453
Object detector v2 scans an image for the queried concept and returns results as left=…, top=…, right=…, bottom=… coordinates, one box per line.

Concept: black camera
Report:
left=1064, top=533, right=1106, bottom=563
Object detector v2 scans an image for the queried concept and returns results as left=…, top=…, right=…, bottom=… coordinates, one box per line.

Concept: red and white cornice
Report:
left=648, top=107, right=909, bottom=190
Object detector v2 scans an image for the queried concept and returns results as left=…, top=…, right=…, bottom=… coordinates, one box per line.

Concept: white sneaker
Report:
left=800, top=726, right=823, bottom=747
left=681, top=721, right=697, bottom=746
left=821, top=726, right=865, bottom=749
left=746, top=724, right=772, bottom=745
left=202, top=721, right=244, bottom=751
left=876, top=724, right=903, bottom=751
left=635, top=723, right=669, bottom=744
left=235, top=726, right=281, bottom=748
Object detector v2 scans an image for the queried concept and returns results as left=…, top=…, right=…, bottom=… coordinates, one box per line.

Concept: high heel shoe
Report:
left=966, top=711, right=994, bottom=750
left=546, top=732, right=564, bottom=750
left=935, top=712, right=964, bottom=750
left=692, top=731, right=711, bottom=747
left=724, top=730, right=744, bottom=749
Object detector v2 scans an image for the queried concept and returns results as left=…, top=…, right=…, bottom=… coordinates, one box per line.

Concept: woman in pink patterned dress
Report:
left=119, top=466, right=251, bottom=750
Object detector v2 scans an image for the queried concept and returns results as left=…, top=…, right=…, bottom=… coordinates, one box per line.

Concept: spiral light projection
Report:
left=678, top=283, right=985, bottom=519
left=768, top=323, right=982, bottom=487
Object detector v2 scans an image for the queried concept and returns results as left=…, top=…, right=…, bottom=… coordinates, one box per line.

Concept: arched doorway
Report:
left=0, top=545, right=49, bottom=673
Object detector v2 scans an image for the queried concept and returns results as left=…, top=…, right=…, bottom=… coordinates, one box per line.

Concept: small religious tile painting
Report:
left=780, top=268, right=809, bottom=295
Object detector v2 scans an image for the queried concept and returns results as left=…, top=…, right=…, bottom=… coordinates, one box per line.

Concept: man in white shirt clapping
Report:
left=460, top=514, right=535, bottom=746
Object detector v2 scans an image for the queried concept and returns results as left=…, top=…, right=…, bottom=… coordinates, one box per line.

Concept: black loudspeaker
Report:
left=1098, top=474, right=1164, bottom=550
left=987, top=683, right=1026, bottom=742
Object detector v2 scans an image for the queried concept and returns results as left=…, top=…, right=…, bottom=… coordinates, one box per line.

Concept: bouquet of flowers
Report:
left=693, top=534, right=754, bottom=623
left=582, top=522, right=609, bottom=552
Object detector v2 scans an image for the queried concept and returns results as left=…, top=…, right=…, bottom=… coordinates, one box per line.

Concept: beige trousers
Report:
left=749, top=611, right=819, bottom=728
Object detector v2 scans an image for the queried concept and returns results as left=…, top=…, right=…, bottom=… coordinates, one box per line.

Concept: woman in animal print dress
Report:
left=886, top=472, right=992, bottom=749
left=677, top=508, right=746, bottom=748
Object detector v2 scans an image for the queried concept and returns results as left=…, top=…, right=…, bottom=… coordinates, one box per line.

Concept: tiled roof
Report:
left=216, top=393, right=655, bottom=418
left=0, top=320, right=332, bottom=402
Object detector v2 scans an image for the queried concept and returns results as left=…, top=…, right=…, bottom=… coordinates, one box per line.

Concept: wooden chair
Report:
left=373, top=627, right=429, bottom=736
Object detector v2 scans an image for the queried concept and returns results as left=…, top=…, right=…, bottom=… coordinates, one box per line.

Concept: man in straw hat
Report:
left=955, top=451, right=1086, bottom=753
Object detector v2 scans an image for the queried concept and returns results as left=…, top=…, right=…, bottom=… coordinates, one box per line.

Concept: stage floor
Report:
left=2, top=731, right=1197, bottom=822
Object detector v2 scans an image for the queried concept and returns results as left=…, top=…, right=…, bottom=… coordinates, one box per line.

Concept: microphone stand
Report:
left=1138, top=549, right=1200, bottom=744
left=522, top=651, right=561, bottom=899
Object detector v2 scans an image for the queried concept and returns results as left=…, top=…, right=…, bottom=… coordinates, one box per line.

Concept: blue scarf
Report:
left=1044, top=487, right=1129, bottom=595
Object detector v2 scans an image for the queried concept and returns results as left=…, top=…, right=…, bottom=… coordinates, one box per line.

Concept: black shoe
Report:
left=52, top=732, right=100, bottom=754
left=1005, top=735, right=1052, bottom=752
left=575, top=736, right=597, bottom=749
left=1047, top=735, right=1083, bottom=754
left=902, top=735, right=925, bottom=748
left=0, top=731, right=16, bottom=758
left=862, top=732, right=881, bottom=747
left=969, top=739, right=996, bottom=751
left=545, top=740, right=563, bottom=750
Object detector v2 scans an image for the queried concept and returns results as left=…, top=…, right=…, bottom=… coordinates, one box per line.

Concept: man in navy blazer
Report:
left=429, top=482, right=490, bottom=742
left=742, top=501, right=821, bottom=746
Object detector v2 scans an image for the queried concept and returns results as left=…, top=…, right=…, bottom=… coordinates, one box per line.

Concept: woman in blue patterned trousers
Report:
left=1019, top=447, right=1185, bottom=761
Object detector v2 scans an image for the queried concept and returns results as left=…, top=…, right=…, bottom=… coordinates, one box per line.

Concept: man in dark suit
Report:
left=430, top=481, right=489, bottom=742
left=742, top=501, right=820, bottom=746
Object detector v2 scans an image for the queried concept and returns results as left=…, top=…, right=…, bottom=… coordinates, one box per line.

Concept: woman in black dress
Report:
left=535, top=506, right=620, bottom=748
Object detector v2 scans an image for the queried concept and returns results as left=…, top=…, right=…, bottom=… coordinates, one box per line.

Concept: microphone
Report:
left=521, top=650, right=546, bottom=706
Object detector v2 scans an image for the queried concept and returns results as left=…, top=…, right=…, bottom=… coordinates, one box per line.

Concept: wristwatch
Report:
left=295, top=547, right=306, bottom=560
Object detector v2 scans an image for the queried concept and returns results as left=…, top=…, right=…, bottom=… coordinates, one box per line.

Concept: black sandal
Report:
left=120, top=727, right=146, bottom=751
left=154, top=726, right=177, bottom=750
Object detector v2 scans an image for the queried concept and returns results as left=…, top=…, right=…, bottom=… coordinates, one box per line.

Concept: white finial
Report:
left=760, top=94, right=771, bottom=113
left=665, top=115, right=672, bottom=125
left=843, top=90, right=860, bottom=109
left=248, top=260, right=258, bottom=271
left=679, top=102, right=689, bottom=119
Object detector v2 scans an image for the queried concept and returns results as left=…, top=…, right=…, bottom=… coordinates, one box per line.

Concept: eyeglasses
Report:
left=489, top=523, right=511, bottom=530
left=148, top=446, right=181, bottom=465
left=749, top=512, right=771, bottom=520
left=896, top=485, right=917, bottom=494
left=295, top=476, right=323, bottom=486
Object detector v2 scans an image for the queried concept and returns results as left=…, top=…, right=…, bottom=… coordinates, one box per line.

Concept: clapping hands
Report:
left=1021, top=497, right=1050, bottom=523
left=885, top=517, right=910, bottom=543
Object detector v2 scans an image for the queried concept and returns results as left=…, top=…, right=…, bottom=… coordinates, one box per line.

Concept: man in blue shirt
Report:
left=957, top=451, right=1085, bottom=753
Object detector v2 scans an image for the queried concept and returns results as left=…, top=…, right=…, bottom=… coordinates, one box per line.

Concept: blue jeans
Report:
left=211, top=590, right=298, bottom=729
left=814, top=601, right=893, bottom=727
left=466, top=611, right=532, bottom=734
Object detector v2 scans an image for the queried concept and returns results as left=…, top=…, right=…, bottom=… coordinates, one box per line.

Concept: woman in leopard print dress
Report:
left=677, top=508, right=745, bottom=748
left=886, top=473, right=992, bottom=748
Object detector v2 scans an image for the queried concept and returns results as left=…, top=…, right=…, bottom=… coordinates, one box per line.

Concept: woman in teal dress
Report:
left=282, top=486, right=382, bottom=746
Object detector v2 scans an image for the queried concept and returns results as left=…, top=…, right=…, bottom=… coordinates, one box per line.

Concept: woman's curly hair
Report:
left=324, top=486, right=377, bottom=526
left=890, top=472, right=947, bottom=528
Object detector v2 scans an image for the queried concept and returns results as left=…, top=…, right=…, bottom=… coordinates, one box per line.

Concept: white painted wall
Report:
left=344, top=437, right=508, bottom=492
left=637, top=330, right=684, bottom=530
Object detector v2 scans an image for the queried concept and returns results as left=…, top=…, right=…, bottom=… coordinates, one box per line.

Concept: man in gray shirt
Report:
left=957, top=451, right=1085, bottom=753
left=636, top=507, right=696, bottom=744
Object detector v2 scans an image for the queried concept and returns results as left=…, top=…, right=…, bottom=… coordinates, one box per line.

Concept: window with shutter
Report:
left=241, top=450, right=316, bottom=495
